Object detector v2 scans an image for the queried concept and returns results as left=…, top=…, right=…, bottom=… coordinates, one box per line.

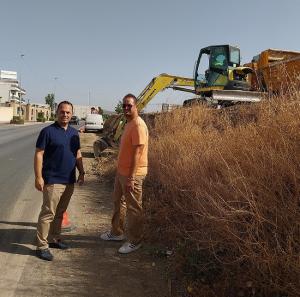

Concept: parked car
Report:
left=70, top=116, right=80, bottom=125
left=85, top=114, right=104, bottom=132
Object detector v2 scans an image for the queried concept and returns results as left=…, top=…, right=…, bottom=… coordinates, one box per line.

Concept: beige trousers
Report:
left=111, top=173, right=145, bottom=245
left=36, top=184, right=74, bottom=250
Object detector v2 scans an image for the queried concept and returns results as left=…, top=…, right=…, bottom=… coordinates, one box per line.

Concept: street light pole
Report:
left=53, top=76, right=58, bottom=114
left=19, top=54, right=25, bottom=118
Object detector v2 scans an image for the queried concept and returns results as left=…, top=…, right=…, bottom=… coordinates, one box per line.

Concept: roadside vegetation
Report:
left=143, top=90, right=300, bottom=296
left=10, top=115, right=25, bottom=124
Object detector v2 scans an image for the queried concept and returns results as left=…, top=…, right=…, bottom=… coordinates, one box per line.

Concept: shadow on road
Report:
left=0, top=221, right=101, bottom=257
left=0, top=225, right=36, bottom=256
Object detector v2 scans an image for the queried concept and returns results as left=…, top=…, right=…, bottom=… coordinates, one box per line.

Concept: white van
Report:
left=85, top=114, right=104, bottom=132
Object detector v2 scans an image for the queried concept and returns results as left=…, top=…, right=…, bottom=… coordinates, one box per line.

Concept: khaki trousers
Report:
left=36, top=184, right=74, bottom=250
left=111, top=173, right=145, bottom=245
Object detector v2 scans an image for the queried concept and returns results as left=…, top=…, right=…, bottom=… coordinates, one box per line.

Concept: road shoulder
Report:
left=14, top=132, right=168, bottom=297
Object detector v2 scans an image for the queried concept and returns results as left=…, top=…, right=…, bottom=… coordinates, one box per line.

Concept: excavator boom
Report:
left=106, top=74, right=195, bottom=143
left=136, top=74, right=195, bottom=111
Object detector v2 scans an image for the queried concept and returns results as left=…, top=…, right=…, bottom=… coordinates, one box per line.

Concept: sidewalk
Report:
left=14, top=132, right=169, bottom=297
left=0, top=121, right=51, bottom=126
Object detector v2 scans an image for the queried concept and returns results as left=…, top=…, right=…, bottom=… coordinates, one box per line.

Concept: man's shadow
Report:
left=0, top=221, right=100, bottom=257
left=0, top=221, right=37, bottom=256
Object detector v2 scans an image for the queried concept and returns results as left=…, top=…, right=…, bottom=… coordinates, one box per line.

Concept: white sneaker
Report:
left=100, top=231, right=125, bottom=241
left=118, top=242, right=142, bottom=254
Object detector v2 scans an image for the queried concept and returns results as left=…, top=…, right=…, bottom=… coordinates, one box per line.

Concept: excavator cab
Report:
left=194, top=45, right=251, bottom=94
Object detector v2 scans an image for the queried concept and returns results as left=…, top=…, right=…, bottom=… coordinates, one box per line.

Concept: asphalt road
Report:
left=0, top=122, right=84, bottom=296
left=0, top=122, right=84, bottom=290
left=0, top=124, right=46, bottom=216
left=0, top=123, right=48, bottom=295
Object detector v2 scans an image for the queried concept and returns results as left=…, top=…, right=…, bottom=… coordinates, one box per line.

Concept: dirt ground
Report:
left=15, top=132, right=169, bottom=297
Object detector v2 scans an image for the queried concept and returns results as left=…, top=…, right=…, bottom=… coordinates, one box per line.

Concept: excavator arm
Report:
left=95, top=74, right=195, bottom=154
left=111, top=74, right=194, bottom=142
left=136, top=73, right=195, bottom=111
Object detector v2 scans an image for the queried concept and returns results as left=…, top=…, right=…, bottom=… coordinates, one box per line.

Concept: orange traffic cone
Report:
left=61, top=211, right=74, bottom=232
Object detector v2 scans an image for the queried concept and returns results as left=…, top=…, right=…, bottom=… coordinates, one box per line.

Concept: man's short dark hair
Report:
left=122, top=93, right=137, bottom=104
left=57, top=101, right=74, bottom=112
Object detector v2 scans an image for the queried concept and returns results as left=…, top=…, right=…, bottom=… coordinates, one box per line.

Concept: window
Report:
left=195, top=53, right=209, bottom=82
left=229, top=47, right=240, bottom=65
left=210, top=47, right=228, bottom=70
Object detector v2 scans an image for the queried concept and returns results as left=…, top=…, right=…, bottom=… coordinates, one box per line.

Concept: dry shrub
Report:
left=95, top=149, right=117, bottom=185
left=144, top=93, right=300, bottom=296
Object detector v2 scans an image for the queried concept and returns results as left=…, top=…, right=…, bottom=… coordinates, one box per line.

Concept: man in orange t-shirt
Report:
left=101, top=93, right=148, bottom=254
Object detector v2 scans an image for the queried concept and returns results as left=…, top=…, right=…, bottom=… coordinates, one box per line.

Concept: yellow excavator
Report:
left=96, top=74, right=196, bottom=152
left=96, top=44, right=299, bottom=153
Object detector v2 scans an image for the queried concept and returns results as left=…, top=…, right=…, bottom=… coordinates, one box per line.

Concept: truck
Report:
left=246, top=49, right=300, bottom=94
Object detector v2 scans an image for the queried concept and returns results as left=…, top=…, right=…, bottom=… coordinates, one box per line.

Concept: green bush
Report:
left=10, top=116, right=24, bottom=124
left=37, top=112, right=46, bottom=122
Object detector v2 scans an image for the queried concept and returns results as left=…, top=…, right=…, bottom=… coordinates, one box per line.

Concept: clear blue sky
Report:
left=1, top=0, right=299, bottom=112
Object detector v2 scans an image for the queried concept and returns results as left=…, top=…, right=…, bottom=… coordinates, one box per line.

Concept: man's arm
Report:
left=34, top=148, right=45, bottom=191
left=126, top=144, right=144, bottom=191
left=76, top=149, right=85, bottom=185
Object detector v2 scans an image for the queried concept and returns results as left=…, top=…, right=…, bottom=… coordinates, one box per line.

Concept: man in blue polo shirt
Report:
left=34, top=101, right=85, bottom=261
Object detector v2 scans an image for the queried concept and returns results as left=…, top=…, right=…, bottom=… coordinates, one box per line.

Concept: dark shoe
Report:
left=49, top=240, right=69, bottom=250
left=36, top=248, right=53, bottom=261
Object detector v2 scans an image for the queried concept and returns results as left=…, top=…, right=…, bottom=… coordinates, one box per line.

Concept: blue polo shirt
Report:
left=36, top=122, right=80, bottom=184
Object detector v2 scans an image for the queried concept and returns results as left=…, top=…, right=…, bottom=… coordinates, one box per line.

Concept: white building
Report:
left=73, top=105, right=100, bottom=119
left=0, top=70, right=26, bottom=105
left=0, top=69, right=50, bottom=122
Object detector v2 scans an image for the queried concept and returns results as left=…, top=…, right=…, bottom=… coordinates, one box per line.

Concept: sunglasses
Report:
left=122, top=104, right=134, bottom=109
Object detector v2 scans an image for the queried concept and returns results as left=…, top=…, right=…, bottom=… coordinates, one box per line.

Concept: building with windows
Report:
left=0, top=70, right=26, bottom=106
left=0, top=70, right=51, bottom=122
left=25, top=102, right=51, bottom=121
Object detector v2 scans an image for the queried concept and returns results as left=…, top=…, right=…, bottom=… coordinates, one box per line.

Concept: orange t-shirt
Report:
left=117, top=116, right=148, bottom=176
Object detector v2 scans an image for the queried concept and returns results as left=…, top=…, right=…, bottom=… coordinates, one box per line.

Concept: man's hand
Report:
left=34, top=148, right=44, bottom=191
left=77, top=172, right=85, bottom=186
left=125, top=177, right=134, bottom=192
left=35, top=176, right=44, bottom=192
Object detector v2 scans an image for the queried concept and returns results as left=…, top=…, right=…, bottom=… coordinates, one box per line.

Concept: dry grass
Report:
left=143, top=92, right=300, bottom=296
left=95, top=149, right=117, bottom=185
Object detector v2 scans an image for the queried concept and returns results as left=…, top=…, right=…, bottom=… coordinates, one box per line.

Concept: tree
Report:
left=98, top=106, right=103, bottom=115
left=115, top=100, right=123, bottom=114
left=45, top=93, right=55, bottom=114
